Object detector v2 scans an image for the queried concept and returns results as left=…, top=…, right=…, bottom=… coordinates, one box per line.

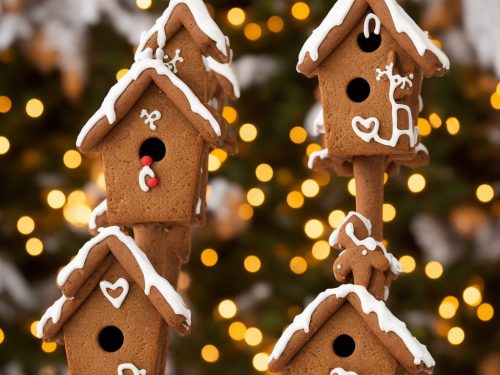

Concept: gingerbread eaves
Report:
left=37, top=226, right=192, bottom=341
left=135, top=0, right=231, bottom=64
left=76, top=58, right=227, bottom=153
left=268, top=284, right=434, bottom=375
left=297, top=0, right=450, bottom=78
left=203, top=56, right=240, bottom=101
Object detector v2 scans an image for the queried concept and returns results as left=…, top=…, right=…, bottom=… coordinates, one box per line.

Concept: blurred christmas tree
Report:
left=0, top=0, right=499, bottom=374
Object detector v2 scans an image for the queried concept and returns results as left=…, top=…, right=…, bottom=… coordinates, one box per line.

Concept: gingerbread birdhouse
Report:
left=37, top=226, right=191, bottom=374
left=76, top=0, right=237, bottom=227
left=268, top=284, right=434, bottom=375
left=298, top=0, right=449, bottom=158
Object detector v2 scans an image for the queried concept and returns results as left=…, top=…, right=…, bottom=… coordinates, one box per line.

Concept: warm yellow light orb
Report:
left=287, top=191, right=305, bottom=209
left=238, top=203, right=254, bottom=220
left=418, top=118, right=432, bottom=137
left=408, top=174, right=426, bottom=193
left=63, top=150, right=82, bottom=169
left=116, top=68, right=129, bottom=80
left=267, top=16, right=284, bottom=33
left=439, top=297, right=458, bottom=319
left=255, top=163, right=273, bottom=182
left=446, top=117, right=460, bottom=135
left=383, top=203, right=396, bottom=222
left=218, top=299, right=237, bottom=319
left=244, top=255, right=262, bottom=273
left=47, top=190, right=66, bottom=209
left=244, top=23, right=263, bottom=41
left=41, top=341, right=57, bottom=353
left=17, top=216, right=35, bottom=235
left=447, top=327, right=465, bottom=345
left=223, top=106, right=238, bottom=124
left=201, top=344, right=220, bottom=362
left=477, top=303, right=494, bottom=322
left=312, top=240, right=330, bottom=260
left=0, top=96, right=12, bottom=113
left=290, top=256, right=308, bottom=274
left=463, top=286, right=482, bottom=307
left=289, top=126, right=307, bottom=144
left=425, top=261, right=444, bottom=279
left=228, top=321, right=246, bottom=341
left=291, top=2, right=310, bottom=20
left=0, top=136, right=10, bottom=155
left=245, top=327, right=263, bottom=346
left=304, top=219, right=324, bottom=239
left=476, top=184, right=495, bottom=203
left=301, top=179, right=320, bottom=198
left=239, top=123, right=258, bottom=142
left=26, top=237, right=44, bottom=256
left=227, top=7, right=246, bottom=26
left=208, top=154, right=222, bottom=172
left=26, top=98, right=44, bottom=118
left=347, top=178, right=356, bottom=196
left=399, top=255, right=416, bottom=273
left=247, top=188, right=265, bottom=207
left=429, top=113, right=442, bottom=128
left=136, top=0, right=152, bottom=10
left=253, top=352, right=270, bottom=372
left=201, top=248, right=218, bottom=267
left=328, top=210, right=346, bottom=228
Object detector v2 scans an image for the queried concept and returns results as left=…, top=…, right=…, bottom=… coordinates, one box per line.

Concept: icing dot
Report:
left=146, top=177, right=159, bottom=189
left=362, top=250, right=368, bottom=256
left=141, top=155, right=153, bottom=166
left=337, top=264, right=342, bottom=269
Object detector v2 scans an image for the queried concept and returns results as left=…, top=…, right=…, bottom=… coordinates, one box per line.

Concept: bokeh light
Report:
left=201, top=344, right=219, bottom=363
left=408, top=174, right=426, bottom=193
left=447, top=327, right=465, bottom=345
left=201, top=248, right=218, bottom=267
left=17, top=216, right=35, bottom=235
left=218, top=299, right=237, bottom=319
left=244, top=255, right=262, bottom=273
left=399, top=255, right=416, bottom=273
left=26, top=98, right=44, bottom=118
left=425, top=261, right=444, bottom=279
left=227, top=7, right=246, bottom=26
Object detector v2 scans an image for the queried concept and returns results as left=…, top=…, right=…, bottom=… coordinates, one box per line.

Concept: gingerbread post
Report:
left=37, top=1, right=239, bottom=373
left=270, top=0, right=449, bottom=374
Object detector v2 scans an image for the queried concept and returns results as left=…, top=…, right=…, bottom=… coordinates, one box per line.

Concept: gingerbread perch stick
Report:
left=37, top=1, right=240, bottom=373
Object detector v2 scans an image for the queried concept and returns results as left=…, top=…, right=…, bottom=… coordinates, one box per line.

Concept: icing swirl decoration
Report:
left=139, top=156, right=158, bottom=192
left=118, top=363, right=146, bottom=375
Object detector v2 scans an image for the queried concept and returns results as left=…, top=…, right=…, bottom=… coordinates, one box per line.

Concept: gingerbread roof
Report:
left=297, top=0, right=450, bottom=78
left=268, top=284, right=434, bottom=375
left=37, top=226, right=191, bottom=341
left=203, top=56, right=241, bottom=100
left=134, top=0, right=230, bottom=64
left=76, top=58, right=228, bottom=153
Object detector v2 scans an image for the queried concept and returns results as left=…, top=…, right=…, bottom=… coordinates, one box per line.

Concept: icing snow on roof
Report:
left=88, top=199, right=107, bottom=231
left=36, top=295, right=67, bottom=338
left=76, top=58, right=221, bottom=148
left=135, top=0, right=228, bottom=59
left=270, top=284, right=435, bottom=368
left=56, top=226, right=191, bottom=325
left=203, top=56, right=241, bottom=98
left=297, top=0, right=449, bottom=70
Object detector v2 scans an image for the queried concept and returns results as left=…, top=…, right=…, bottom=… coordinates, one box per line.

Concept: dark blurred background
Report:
left=0, top=0, right=499, bottom=374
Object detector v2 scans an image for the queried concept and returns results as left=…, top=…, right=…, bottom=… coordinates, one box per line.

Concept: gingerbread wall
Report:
left=289, top=304, right=399, bottom=375
left=64, top=262, right=168, bottom=375
left=318, top=10, right=422, bottom=157
left=102, top=83, right=207, bottom=226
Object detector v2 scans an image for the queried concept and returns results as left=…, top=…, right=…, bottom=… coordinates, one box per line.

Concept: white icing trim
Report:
left=118, top=363, right=146, bottom=375
left=140, top=109, right=161, bottom=130
left=36, top=295, right=68, bottom=338
left=270, top=284, right=435, bottom=368
left=164, top=48, right=184, bottom=73
left=331, top=369, right=358, bottom=375
left=329, top=211, right=402, bottom=275
left=135, top=0, right=228, bottom=61
left=363, top=13, right=381, bottom=38
left=100, top=278, right=129, bottom=309
left=203, top=56, right=241, bottom=98
left=195, top=197, right=202, bottom=215
left=89, top=199, right=108, bottom=231
left=415, top=142, right=429, bottom=155
left=307, top=148, right=329, bottom=169
left=139, top=165, right=155, bottom=192
left=297, top=0, right=449, bottom=71
left=418, top=95, right=424, bottom=114
left=76, top=58, right=222, bottom=148
left=56, top=226, right=191, bottom=325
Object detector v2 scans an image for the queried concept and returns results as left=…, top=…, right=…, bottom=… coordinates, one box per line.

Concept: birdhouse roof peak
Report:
left=297, top=0, right=450, bottom=78
left=268, top=284, right=434, bottom=374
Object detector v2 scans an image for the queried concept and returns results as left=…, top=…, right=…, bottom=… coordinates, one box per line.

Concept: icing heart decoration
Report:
left=99, top=278, right=129, bottom=309
left=118, top=363, right=146, bottom=375
left=351, top=116, right=380, bottom=143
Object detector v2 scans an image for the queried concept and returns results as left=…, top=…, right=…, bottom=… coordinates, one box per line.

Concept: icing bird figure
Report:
left=139, top=156, right=159, bottom=192
left=164, top=49, right=184, bottom=74
left=140, top=109, right=161, bottom=130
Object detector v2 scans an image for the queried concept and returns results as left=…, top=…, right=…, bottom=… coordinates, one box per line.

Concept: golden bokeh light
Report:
left=26, top=98, right=44, bottom=118
left=425, top=261, right=444, bottom=279
left=383, top=203, right=396, bottom=222
left=301, top=179, right=320, bottom=198
left=304, top=219, right=324, bottom=239
left=227, top=7, right=246, bottom=26
left=244, top=255, right=262, bottom=273
left=228, top=321, right=246, bottom=341
left=447, top=327, right=465, bottom=345
left=17, top=216, right=35, bottom=235
left=47, top=190, right=66, bottom=209
left=136, top=0, right=152, bottom=10
left=255, top=163, right=274, bottom=182
left=0, top=328, right=4, bottom=344
left=0, top=136, right=10, bottom=155
left=476, top=184, right=495, bottom=203
left=116, top=68, right=129, bottom=80
left=287, top=191, right=305, bottom=209
left=201, top=344, right=220, bottom=363
left=30, top=321, right=39, bottom=337
left=399, top=255, right=416, bottom=273
left=244, top=327, right=263, bottom=346
left=239, top=123, right=258, bottom=142
left=63, top=150, right=82, bottom=169
left=491, top=92, right=500, bottom=110
left=408, top=173, right=426, bottom=193
left=0, top=96, right=12, bottom=113
left=201, top=248, right=218, bottom=267
left=26, top=237, right=44, bottom=256
left=347, top=178, right=356, bottom=196
left=328, top=210, right=346, bottom=228
left=439, top=297, right=459, bottom=319
left=418, top=118, right=432, bottom=137
left=208, top=154, right=222, bottom=172
left=223, top=106, right=238, bottom=124
left=218, top=299, right=237, bottom=319
left=244, top=23, right=263, bottom=41
left=290, top=256, right=308, bottom=275
left=291, top=2, right=310, bottom=20
left=312, top=240, right=330, bottom=261
left=247, top=188, right=265, bottom=207
left=41, top=341, right=57, bottom=353
left=289, top=126, right=307, bottom=144
left=253, top=352, right=270, bottom=372
left=267, top=16, right=284, bottom=33
left=477, top=303, right=494, bottom=322
left=238, top=203, right=254, bottom=220
left=463, top=286, right=482, bottom=307
left=446, top=117, right=460, bottom=135
left=429, top=113, right=442, bottom=128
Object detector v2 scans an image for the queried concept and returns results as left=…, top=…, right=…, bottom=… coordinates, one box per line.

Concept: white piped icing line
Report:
left=270, top=284, right=435, bottom=368
left=89, top=199, right=107, bottom=231
left=141, top=109, right=161, bottom=130
left=297, top=0, right=449, bottom=71
left=203, top=56, right=241, bottom=98
left=56, top=226, right=191, bottom=325
left=308, top=148, right=329, bottom=169
left=36, top=295, right=68, bottom=338
left=363, top=13, right=381, bottom=38
left=329, top=212, right=402, bottom=276
left=100, top=278, right=129, bottom=309
left=331, top=369, right=358, bottom=375
left=118, top=363, right=146, bottom=375
left=76, top=58, right=222, bottom=148
left=164, top=49, right=184, bottom=73
left=139, top=165, right=156, bottom=192
left=135, top=0, right=228, bottom=61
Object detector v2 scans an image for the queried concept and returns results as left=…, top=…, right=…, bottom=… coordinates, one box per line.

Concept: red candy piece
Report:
left=147, top=177, right=159, bottom=189
left=141, top=156, right=153, bottom=166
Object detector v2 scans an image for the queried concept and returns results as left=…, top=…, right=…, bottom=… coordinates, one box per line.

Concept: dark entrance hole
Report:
left=139, top=137, right=166, bottom=162
left=357, top=32, right=382, bottom=52
left=98, top=326, right=124, bottom=353
left=332, top=334, right=355, bottom=357
left=347, top=78, right=371, bottom=103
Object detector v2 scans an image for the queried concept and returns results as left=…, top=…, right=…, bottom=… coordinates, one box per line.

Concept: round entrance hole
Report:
left=139, top=137, right=166, bottom=162
left=347, top=78, right=371, bottom=103
left=332, top=334, right=355, bottom=357
left=98, top=326, right=124, bottom=353
left=357, top=32, right=382, bottom=53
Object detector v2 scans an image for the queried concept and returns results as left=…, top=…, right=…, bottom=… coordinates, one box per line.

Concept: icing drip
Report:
left=195, top=198, right=202, bottom=215
left=89, top=199, right=107, bottom=231
left=55, top=226, right=191, bottom=325
left=270, top=284, right=435, bottom=368
left=363, top=13, right=381, bottom=38
left=330, top=369, right=358, bottom=375
left=329, top=212, right=402, bottom=275
left=135, top=0, right=228, bottom=61
left=36, top=295, right=68, bottom=338
left=118, top=363, right=146, bottom=375
left=139, top=165, right=156, bottom=192
left=76, top=58, right=222, bottom=148
left=203, top=56, right=241, bottom=98
left=100, top=278, right=129, bottom=309
left=307, top=148, right=329, bottom=169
